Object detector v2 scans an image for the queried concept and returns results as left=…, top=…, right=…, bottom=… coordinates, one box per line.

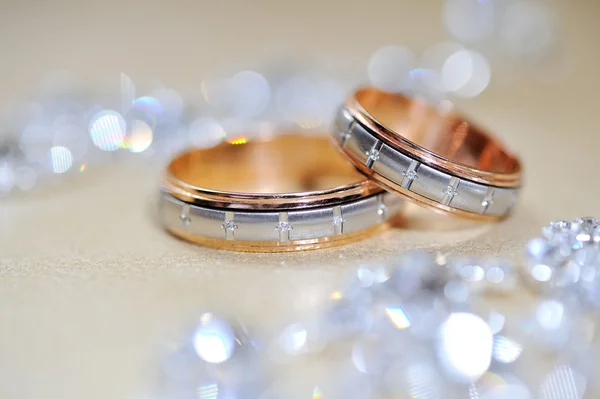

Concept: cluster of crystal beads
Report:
left=525, top=217, right=600, bottom=307
left=161, top=227, right=600, bottom=398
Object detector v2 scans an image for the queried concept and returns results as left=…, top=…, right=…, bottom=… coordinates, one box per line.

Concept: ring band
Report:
left=333, top=87, right=522, bottom=220
left=160, top=134, right=403, bottom=252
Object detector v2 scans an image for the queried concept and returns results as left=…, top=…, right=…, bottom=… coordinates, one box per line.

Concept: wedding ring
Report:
left=333, top=87, right=522, bottom=220
left=160, top=133, right=403, bottom=252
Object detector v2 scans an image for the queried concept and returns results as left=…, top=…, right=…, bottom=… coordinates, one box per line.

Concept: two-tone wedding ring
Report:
left=160, top=133, right=403, bottom=252
left=333, top=87, right=522, bottom=221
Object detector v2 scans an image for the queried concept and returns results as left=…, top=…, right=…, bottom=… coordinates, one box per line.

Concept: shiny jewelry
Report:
left=333, top=87, right=522, bottom=220
left=160, top=133, right=403, bottom=252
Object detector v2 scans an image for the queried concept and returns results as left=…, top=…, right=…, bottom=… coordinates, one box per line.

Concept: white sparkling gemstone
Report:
left=402, top=169, right=418, bottom=180
left=365, top=148, right=380, bottom=161
left=542, top=220, right=571, bottom=240
left=275, top=221, right=293, bottom=232
left=340, top=130, right=351, bottom=141
left=222, top=220, right=239, bottom=231
left=442, top=186, right=459, bottom=197
left=332, top=215, right=346, bottom=226
left=571, top=217, right=599, bottom=233
left=481, top=197, right=494, bottom=207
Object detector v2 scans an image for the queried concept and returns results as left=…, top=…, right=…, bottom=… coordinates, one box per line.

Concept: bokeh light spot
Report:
left=127, top=120, right=153, bottom=153
left=438, top=312, right=493, bottom=383
left=50, top=146, right=73, bottom=174
left=89, top=110, right=126, bottom=151
left=192, top=313, right=236, bottom=364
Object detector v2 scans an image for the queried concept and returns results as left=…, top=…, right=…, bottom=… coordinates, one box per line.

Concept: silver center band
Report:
left=334, top=107, right=519, bottom=218
left=160, top=190, right=403, bottom=243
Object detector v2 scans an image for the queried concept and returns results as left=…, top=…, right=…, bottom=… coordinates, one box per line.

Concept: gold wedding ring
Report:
left=160, top=133, right=403, bottom=252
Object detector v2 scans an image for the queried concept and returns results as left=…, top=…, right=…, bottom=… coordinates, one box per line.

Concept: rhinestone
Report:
left=332, top=215, right=346, bottom=226
left=442, top=186, right=459, bottom=197
left=542, top=220, right=571, bottom=240
left=402, top=169, right=418, bottom=180
left=275, top=221, right=293, bottom=232
left=221, top=220, right=238, bottom=231
left=366, top=148, right=380, bottom=161
left=571, top=217, right=599, bottom=235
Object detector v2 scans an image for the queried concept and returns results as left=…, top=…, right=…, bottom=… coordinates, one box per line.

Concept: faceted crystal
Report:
left=571, top=217, right=599, bottom=233
left=366, top=148, right=380, bottom=161
left=402, top=169, right=418, bottom=180
left=275, top=221, right=293, bottom=231
left=442, top=186, right=459, bottom=197
left=542, top=220, right=571, bottom=241
left=221, top=220, right=238, bottom=231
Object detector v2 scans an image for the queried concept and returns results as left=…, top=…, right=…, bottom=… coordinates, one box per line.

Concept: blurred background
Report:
left=1, top=1, right=599, bottom=398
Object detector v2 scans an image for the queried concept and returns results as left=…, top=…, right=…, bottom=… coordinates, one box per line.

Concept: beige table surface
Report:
left=1, top=1, right=599, bottom=398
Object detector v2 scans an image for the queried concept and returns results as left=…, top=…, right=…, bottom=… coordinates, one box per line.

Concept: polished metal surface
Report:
left=334, top=106, right=519, bottom=218
left=160, top=191, right=403, bottom=243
